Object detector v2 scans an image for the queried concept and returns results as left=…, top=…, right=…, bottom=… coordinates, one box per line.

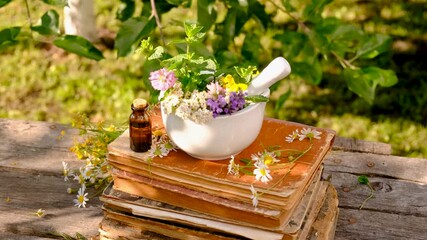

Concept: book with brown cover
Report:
left=99, top=181, right=338, bottom=240
left=109, top=165, right=324, bottom=230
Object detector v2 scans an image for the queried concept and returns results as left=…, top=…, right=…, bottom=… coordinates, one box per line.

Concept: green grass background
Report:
left=0, top=0, right=426, bottom=158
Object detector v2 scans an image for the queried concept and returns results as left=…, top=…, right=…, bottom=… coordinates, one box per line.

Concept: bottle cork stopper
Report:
left=133, top=98, right=147, bottom=109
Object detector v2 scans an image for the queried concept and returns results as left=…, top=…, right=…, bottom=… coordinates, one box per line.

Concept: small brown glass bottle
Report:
left=129, top=98, right=152, bottom=152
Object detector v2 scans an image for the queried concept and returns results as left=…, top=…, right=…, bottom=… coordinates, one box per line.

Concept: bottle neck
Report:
left=131, top=104, right=148, bottom=111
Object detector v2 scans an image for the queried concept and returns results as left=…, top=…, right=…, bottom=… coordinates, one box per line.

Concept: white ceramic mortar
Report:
left=162, top=57, right=291, bottom=160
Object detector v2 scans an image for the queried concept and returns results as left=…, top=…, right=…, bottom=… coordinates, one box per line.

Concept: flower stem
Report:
left=359, top=183, right=374, bottom=209
left=289, top=143, right=313, bottom=163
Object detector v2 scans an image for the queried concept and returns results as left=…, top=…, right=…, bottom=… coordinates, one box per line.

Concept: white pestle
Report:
left=247, top=57, right=291, bottom=96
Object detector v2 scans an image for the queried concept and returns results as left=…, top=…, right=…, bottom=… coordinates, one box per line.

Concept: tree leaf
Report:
left=41, top=0, right=67, bottom=7
left=242, top=32, right=261, bottom=64
left=31, top=10, right=60, bottom=36
left=273, top=31, right=308, bottom=59
left=0, top=27, right=20, bottom=50
left=274, top=88, right=291, bottom=114
left=141, top=0, right=176, bottom=16
left=358, top=175, right=370, bottom=185
left=116, top=0, right=135, bottom=21
left=197, top=0, right=217, bottom=31
left=115, top=16, right=156, bottom=57
left=0, top=0, right=12, bottom=8
left=364, top=67, right=398, bottom=87
left=356, top=34, right=392, bottom=59
left=219, top=8, right=237, bottom=50
left=343, top=68, right=375, bottom=104
left=53, top=35, right=104, bottom=61
left=248, top=0, right=270, bottom=29
left=306, top=29, right=329, bottom=55
left=166, top=0, right=191, bottom=6
left=292, top=59, right=322, bottom=85
left=303, top=0, right=333, bottom=22
left=281, top=0, right=296, bottom=12
left=344, top=67, right=398, bottom=104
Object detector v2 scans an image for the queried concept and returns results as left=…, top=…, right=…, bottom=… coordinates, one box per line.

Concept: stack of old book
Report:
left=99, top=112, right=339, bottom=240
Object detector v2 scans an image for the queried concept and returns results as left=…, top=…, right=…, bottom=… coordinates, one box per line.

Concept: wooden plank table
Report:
left=1, top=118, right=426, bottom=239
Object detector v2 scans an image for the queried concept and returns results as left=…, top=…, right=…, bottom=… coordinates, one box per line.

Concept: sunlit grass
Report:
left=0, top=0, right=425, bottom=159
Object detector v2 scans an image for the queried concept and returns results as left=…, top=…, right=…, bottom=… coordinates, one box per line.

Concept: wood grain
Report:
left=324, top=151, right=427, bottom=183
left=0, top=119, right=102, bottom=238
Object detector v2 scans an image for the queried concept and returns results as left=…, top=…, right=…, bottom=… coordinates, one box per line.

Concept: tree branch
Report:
left=150, top=0, right=165, bottom=46
left=24, top=0, right=33, bottom=38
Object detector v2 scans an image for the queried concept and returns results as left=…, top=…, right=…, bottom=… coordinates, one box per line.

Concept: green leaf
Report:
left=141, top=0, right=176, bottom=16
left=343, top=68, right=375, bottom=104
left=358, top=175, right=370, bottom=185
left=166, top=0, right=191, bottom=6
left=220, top=8, right=237, bottom=49
left=307, top=29, right=329, bottom=55
left=148, top=46, right=165, bottom=61
left=53, top=35, right=104, bottom=61
left=273, top=31, right=308, bottom=59
left=242, top=32, right=261, bottom=64
left=245, top=95, right=269, bottom=103
left=248, top=0, right=270, bottom=29
left=292, top=59, right=322, bottom=85
left=0, top=0, right=12, bottom=8
left=115, top=16, right=156, bottom=57
left=197, top=0, right=217, bottom=31
left=281, top=0, right=296, bottom=12
left=0, top=27, right=20, bottom=50
left=303, top=0, right=333, bottom=22
left=116, top=0, right=135, bottom=21
left=365, top=67, right=398, bottom=87
left=274, top=88, right=291, bottom=114
left=31, top=10, right=60, bottom=36
left=343, top=67, right=397, bottom=104
left=41, top=0, right=67, bottom=6
left=356, top=34, right=392, bottom=59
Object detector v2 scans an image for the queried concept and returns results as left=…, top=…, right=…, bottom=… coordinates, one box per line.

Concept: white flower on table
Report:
left=253, top=163, right=272, bottom=183
left=298, top=128, right=322, bottom=141
left=62, top=161, right=70, bottom=181
left=285, top=129, right=300, bottom=143
left=250, top=185, right=259, bottom=207
left=227, top=155, right=240, bottom=176
left=74, top=185, right=89, bottom=208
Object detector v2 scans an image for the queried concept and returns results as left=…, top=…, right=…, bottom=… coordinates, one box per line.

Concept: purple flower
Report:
left=228, top=91, right=246, bottom=114
left=149, top=68, right=177, bottom=91
left=207, top=95, right=227, bottom=117
left=206, top=91, right=247, bottom=117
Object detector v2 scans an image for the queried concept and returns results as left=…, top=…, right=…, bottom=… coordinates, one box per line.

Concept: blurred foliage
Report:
left=0, top=0, right=426, bottom=158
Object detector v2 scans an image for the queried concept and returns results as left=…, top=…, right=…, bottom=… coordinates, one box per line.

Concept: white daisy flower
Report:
left=299, top=128, right=322, bottom=141
left=62, top=161, right=70, bottom=181
left=149, top=144, right=169, bottom=158
left=253, top=164, right=272, bottom=183
left=250, top=185, right=259, bottom=207
left=74, top=185, right=89, bottom=208
left=227, top=155, right=240, bottom=176
left=285, top=129, right=299, bottom=143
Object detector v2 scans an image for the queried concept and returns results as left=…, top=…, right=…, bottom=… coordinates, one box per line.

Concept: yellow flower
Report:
left=221, top=74, right=247, bottom=92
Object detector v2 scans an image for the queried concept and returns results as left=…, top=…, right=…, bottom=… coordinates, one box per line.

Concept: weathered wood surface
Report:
left=0, top=119, right=102, bottom=239
left=1, top=118, right=426, bottom=239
